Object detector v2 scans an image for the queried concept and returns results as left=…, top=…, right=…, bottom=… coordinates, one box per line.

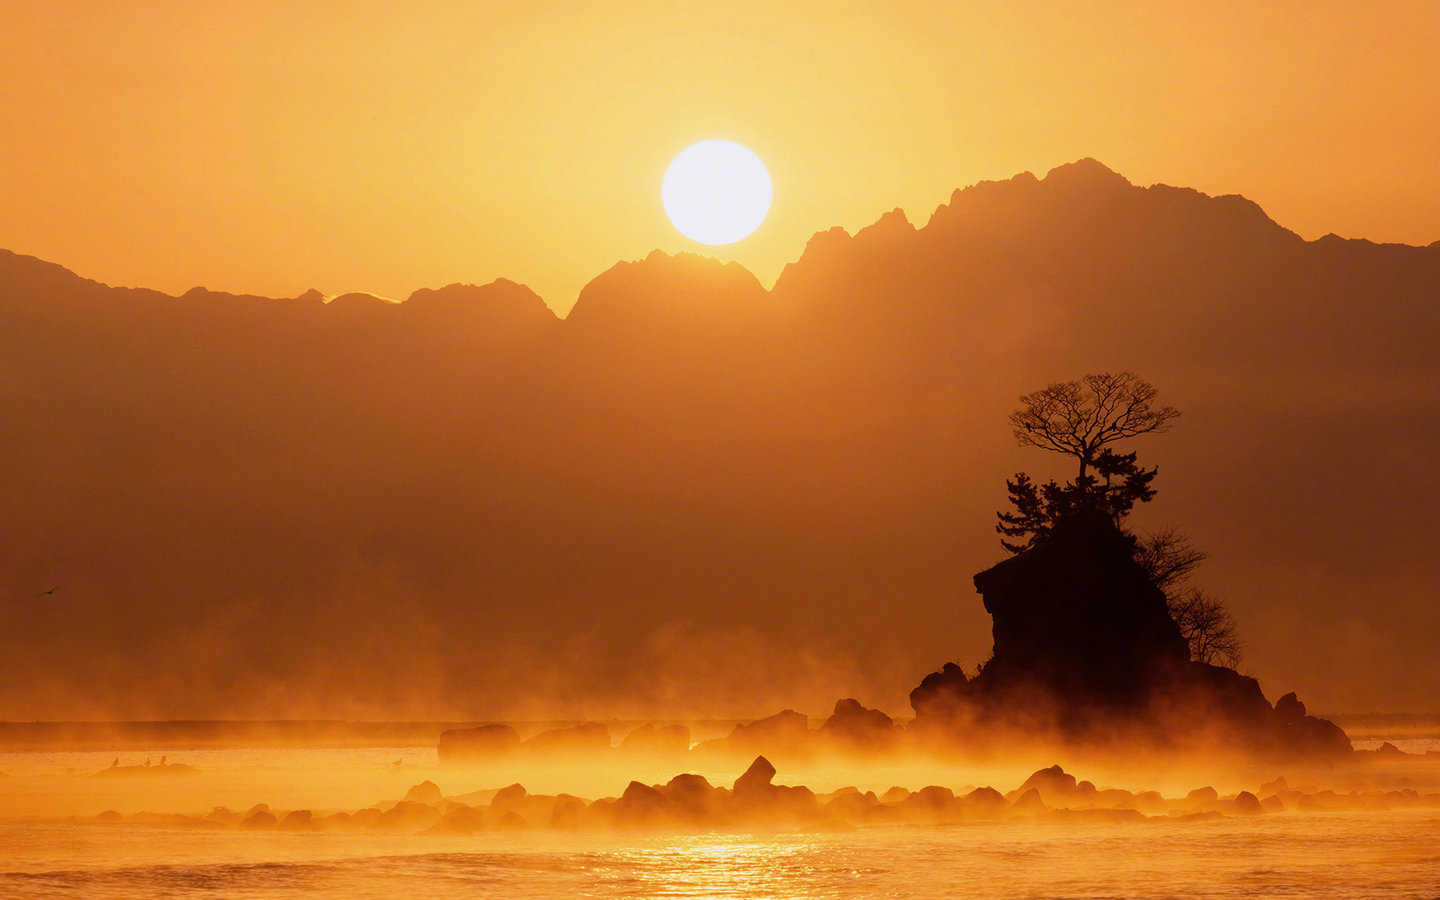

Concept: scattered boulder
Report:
left=1227, top=791, right=1263, bottom=815
left=404, top=780, right=443, bottom=805
left=380, top=800, right=441, bottom=831
left=1359, top=741, right=1410, bottom=759
left=880, top=786, right=910, bottom=803
left=824, top=789, right=878, bottom=820
left=549, top=794, right=588, bottom=829
left=612, top=781, right=669, bottom=825
left=723, top=710, right=810, bottom=755
left=279, top=809, right=313, bottom=830
left=819, top=698, right=900, bottom=753
left=661, top=773, right=721, bottom=822
left=239, top=809, right=277, bottom=830
left=1008, top=788, right=1047, bottom=817
left=1184, top=787, right=1219, bottom=812
left=732, top=755, right=777, bottom=800
left=620, top=723, right=691, bottom=756
left=960, top=786, right=1007, bottom=819
left=724, top=755, right=820, bottom=822
left=438, top=724, right=521, bottom=763
left=350, top=808, right=384, bottom=830
left=899, top=785, right=957, bottom=822
left=1131, top=791, right=1167, bottom=815
left=1259, top=776, right=1289, bottom=795
left=427, top=805, right=485, bottom=835
left=1013, top=765, right=1079, bottom=805
left=494, top=810, right=528, bottom=830
left=490, top=783, right=528, bottom=814
left=118, top=745, right=1428, bottom=837
left=1092, top=787, right=1136, bottom=808
left=523, top=722, right=611, bottom=755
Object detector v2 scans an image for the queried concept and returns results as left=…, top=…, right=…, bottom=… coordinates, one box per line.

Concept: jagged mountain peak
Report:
left=404, top=278, right=555, bottom=322
left=565, top=249, right=769, bottom=329
left=1041, top=156, right=1133, bottom=189
left=855, top=208, right=915, bottom=241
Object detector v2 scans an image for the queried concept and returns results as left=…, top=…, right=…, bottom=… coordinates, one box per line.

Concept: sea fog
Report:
left=2, top=719, right=1439, bottom=899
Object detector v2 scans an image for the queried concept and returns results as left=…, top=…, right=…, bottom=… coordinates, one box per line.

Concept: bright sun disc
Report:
left=663, top=140, right=772, bottom=245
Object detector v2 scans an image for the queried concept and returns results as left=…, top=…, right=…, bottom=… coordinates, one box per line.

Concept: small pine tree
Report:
left=995, top=448, right=1158, bottom=553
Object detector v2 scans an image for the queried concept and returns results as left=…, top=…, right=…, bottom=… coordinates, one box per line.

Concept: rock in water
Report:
left=437, top=724, right=521, bottom=763
left=818, top=698, right=900, bottom=753
left=910, top=509, right=1351, bottom=757
left=733, top=756, right=777, bottom=799
left=403, top=780, right=442, bottom=805
left=523, top=722, right=612, bottom=755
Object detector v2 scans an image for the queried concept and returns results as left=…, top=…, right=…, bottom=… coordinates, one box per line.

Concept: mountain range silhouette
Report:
left=2, top=159, right=1436, bottom=719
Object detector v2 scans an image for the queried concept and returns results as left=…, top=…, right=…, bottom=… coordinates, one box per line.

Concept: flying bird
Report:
left=37, top=586, right=59, bottom=598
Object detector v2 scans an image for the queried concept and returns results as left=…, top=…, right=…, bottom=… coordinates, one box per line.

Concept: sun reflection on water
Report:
left=587, top=836, right=848, bottom=899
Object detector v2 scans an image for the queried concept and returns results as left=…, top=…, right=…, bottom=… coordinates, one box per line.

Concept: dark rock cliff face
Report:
left=911, top=512, right=1351, bottom=757
left=974, top=511, right=1189, bottom=708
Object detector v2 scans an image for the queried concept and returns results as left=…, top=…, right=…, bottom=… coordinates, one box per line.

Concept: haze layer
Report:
left=2, top=161, right=1436, bottom=719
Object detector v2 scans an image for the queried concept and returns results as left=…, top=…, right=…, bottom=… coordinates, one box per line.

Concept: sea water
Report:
left=3, top=813, right=1439, bottom=899
left=3, top=740, right=1440, bottom=899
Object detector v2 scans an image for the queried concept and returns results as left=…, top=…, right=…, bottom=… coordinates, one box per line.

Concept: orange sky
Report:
left=2, top=1, right=1437, bottom=312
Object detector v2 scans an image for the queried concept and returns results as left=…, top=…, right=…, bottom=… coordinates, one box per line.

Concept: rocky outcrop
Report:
left=973, top=510, right=1189, bottom=711
left=911, top=511, right=1351, bottom=757
left=86, top=759, right=1440, bottom=835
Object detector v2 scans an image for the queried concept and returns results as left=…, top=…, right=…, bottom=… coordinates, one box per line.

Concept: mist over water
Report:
left=6, top=819, right=1439, bottom=900
left=3, top=723, right=1440, bottom=899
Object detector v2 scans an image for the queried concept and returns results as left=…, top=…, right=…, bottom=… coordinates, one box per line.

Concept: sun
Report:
left=662, top=140, right=772, bottom=245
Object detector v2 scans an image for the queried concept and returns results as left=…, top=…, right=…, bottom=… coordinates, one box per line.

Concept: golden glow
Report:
left=663, top=141, right=772, bottom=245
left=0, top=2, right=1437, bottom=311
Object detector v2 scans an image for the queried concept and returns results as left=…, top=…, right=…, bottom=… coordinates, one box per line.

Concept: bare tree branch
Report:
left=1168, top=588, right=1242, bottom=667
left=1134, top=528, right=1207, bottom=595
left=1009, top=372, right=1179, bottom=477
left=1137, top=529, right=1242, bottom=667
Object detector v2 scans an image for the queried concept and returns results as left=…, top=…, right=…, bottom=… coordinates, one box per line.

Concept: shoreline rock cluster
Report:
left=80, top=757, right=1440, bottom=835
left=910, top=513, right=1351, bottom=758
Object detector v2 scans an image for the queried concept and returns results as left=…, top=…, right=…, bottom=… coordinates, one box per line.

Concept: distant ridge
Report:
left=5, top=158, right=1430, bottom=315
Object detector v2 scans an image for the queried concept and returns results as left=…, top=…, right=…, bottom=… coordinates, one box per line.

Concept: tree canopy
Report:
left=1008, top=372, right=1179, bottom=478
left=997, top=372, right=1175, bottom=552
left=994, top=372, right=1240, bottom=665
left=996, top=448, right=1158, bottom=553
